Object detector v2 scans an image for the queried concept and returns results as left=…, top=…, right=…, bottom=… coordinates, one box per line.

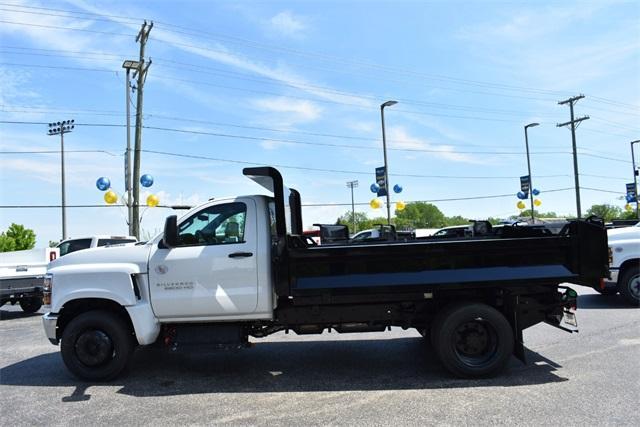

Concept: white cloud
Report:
left=387, top=126, right=479, bottom=164
left=269, top=11, right=306, bottom=37
left=252, top=97, right=322, bottom=121
left=64, top=0, right=372, bottom=108
left=249, top=97, right=324, bottom=131
left=457, top=3, right=608, bottom=43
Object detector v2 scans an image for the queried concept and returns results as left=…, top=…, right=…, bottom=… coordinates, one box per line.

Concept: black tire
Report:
left=431, top=303, right=514, bottom=378
left=61, top=310, right=135, bottom=381
left=618, top=266, right=640, bottom=306
left=19, top=297, right=42, bottom=313
left=594, top=286, right=618, bottom=296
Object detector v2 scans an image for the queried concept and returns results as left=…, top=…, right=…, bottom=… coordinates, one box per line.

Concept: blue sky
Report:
left=1, top=0, right=639, bottom=246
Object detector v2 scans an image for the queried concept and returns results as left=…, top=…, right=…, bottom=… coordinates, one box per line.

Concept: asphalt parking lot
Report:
left=1, top=286, right=638, bottom=426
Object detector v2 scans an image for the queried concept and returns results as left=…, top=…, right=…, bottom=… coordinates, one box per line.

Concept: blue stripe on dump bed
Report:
left=294, top=265, right=574, bottom=289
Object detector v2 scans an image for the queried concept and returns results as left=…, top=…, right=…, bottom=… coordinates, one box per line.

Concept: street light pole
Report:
left=524, top=122, right=539, bottom=223
left=380, top=100, right=397, bottom=225
left=632, top=140, right=640, bottom=219
left=346, top=180, right=359, bottom=233
left=122, top=60, right=141, bottom=236
left=48, top=120, right=75, bottom=240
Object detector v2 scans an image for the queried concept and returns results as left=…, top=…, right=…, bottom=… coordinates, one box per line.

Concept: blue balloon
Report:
left=517, top=192, right=525, bottom=200
left=532, top=188, right=540, bottom=196
left=140, top=174, right=154, bottom=188
left=96, top=177, right=111, bottom=191
left=393, top=184, right=403, bottom=194
left=370, top=183, right=380, bottom=193
left=626, top=194, right=635, bottom=203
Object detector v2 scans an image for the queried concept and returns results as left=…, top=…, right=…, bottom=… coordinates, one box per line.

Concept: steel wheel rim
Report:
left=629, top=275, right=640, bottom=299
left=75, top=330, right=114, bottom=367
left=452, top=318, right=498, bottom=367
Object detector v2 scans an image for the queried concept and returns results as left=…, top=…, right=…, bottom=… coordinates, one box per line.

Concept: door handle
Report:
left=228, top=251, right=253, bottom=258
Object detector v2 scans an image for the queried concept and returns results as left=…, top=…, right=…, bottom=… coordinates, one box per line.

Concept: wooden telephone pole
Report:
left=131, top=21, right=153, bottom=239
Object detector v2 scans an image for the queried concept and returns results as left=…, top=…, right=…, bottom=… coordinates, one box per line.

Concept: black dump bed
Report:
left=242, top=166, right=609, bottom=301
left=285, top=220, right=607, bottom=298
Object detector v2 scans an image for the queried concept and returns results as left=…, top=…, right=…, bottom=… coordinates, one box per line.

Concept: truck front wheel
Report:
left=432, top=303, right=514, bottom=378
left=61, top=310, right=135, bottom=381
left=618, top=266, right=640, bottom=306
left=19, top=297, right=42, bottom=313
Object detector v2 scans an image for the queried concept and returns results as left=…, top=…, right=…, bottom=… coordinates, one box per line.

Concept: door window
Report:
left=177, top=202, right=246, bottom=246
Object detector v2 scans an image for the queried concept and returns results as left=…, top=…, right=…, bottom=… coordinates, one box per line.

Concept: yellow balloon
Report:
left=104, top=190, right=118, bottom=204
left=370, top=198, right=381, bottom=209
left=396, top=201, right=406, bottom=211
left=533, top=198, right=542, bottom=207
left=517, top=201, right=526, bottom=210
left=146, top=194, right=159, bottom=207
left=625, top=204, right=633, bottom=211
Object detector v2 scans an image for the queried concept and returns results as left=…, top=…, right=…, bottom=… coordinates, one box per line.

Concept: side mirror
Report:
left=162, top=215, right=178, bottom=248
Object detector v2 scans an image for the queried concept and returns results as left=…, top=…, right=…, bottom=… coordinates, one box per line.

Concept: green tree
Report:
left=510, top=210, right=564, bottom=220
left=444, top=215, right=470, bottom=226
left=0, top=234, right=17, bottom=252
left=0, top=223, right=36, bottom=252
left=395, top=202, right=447, bottom=228
left=336, top=211, right=371, bottom=232
left=586, top=204, right=624, bottom=222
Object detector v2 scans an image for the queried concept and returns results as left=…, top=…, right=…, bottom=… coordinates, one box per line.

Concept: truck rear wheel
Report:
left=619, top=266, right=640, bottom=306
left=61, top=310, right=135, bottom=381
left=19, top=297, right=42, bottom=313
left=432, top=303, right=514, bottom=378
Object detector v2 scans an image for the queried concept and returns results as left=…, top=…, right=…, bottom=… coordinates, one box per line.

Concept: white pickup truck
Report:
left=1, top=236, right=136, bottom=313
left=597, top=223, right=639, bottom=305
left=0, top=247, right=59, bottom=313
left=42, top=167, right=608, bottom=381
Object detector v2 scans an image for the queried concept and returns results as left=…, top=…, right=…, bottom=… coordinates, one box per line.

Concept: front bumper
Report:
left=42, top=312, right=59, bottom=345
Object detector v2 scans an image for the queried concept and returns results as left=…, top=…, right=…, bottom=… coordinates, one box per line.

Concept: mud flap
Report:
left=506, top=294, right=526, bottom=364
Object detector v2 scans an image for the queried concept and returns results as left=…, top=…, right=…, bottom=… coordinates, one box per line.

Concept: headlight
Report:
left=43, top=274, right=52, bottom=306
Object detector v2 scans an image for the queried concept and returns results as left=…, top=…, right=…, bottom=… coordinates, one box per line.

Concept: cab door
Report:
left=148, top=198, right=258, bottom=319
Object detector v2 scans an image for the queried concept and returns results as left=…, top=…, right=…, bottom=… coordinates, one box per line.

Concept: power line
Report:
left=140, top=148, right=570, bottom=180
left=3, top=186, right=625, bottom=210
left=1, top=118, right=630, bottom=162
left=2, top=3, right=637, bottom=112
left=0, top=19, right=135, bottom=37
left=0, top=149, right=121, bottom=156
left=0, top=62, right=115, bottom=73
left=141, top=124, right=570, bottom=155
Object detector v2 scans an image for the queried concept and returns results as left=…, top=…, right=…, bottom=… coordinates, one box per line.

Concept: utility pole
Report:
left=346, top=180, right=359, bottom=233
left=122, top=60, right=140, bottom=236
left=48, top=120, right=74, bottom=240
left=631, top=140, right=640, bottom=218
left=557, top=95, right=589, bottom=219
left=131, top=20, right=153, bottom=239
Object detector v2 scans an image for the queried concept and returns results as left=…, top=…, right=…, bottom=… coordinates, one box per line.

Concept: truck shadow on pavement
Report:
left=577, top=294, right=637, bottom=310
left=1, top=337, right=567, bottom=400
left=0, top=309, right=42, bottom=321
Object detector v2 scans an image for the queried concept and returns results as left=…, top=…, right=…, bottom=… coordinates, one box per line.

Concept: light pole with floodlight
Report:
left=524, top=122, right=539, bottom=223
left=48, top=120, right=75, bottom=240
left=380, top=100, right=397, bottom=225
